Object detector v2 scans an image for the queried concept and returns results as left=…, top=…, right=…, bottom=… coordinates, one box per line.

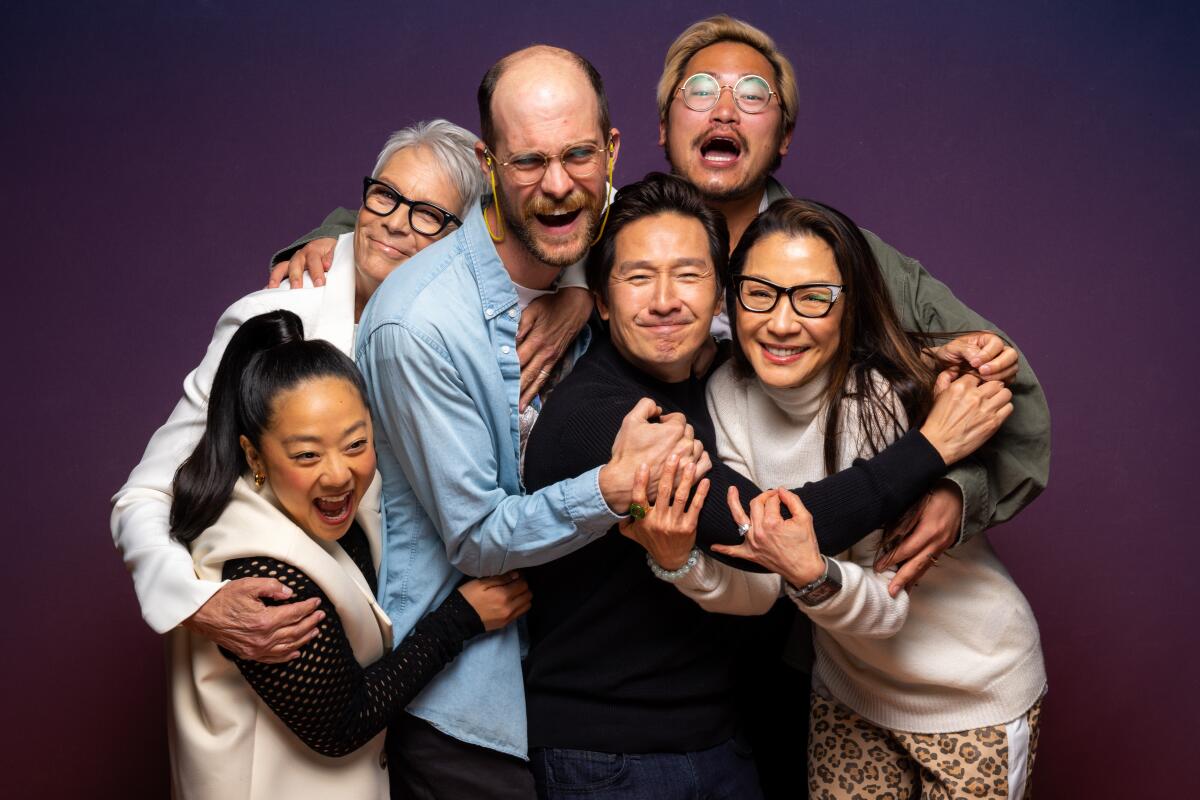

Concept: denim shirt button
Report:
left=501, top=345, right=510, bottom=354
left=507, top=308, right=517, bottom=318
left=485, top=308, right=494, bottom=318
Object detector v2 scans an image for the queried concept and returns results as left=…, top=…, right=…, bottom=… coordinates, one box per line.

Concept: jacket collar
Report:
left=311, top=232, right=359, bottom=355
left=764, top=175, right=792, bottom=205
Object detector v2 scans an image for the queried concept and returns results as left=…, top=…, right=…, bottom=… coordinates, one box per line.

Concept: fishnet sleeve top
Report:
left=219, top=522, right=484, bottom=757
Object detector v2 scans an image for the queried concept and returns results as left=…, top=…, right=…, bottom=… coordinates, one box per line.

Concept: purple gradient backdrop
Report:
left=5, top=1, right=1197, bottom=796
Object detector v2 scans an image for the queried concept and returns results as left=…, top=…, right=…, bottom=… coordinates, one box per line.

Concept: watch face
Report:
left=799, top=578, right=841, bottom=607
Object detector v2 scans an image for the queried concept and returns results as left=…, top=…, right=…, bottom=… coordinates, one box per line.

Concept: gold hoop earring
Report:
left=254, top=471, right=266, bottom=489
left=483, top=157, right=506, bottom=243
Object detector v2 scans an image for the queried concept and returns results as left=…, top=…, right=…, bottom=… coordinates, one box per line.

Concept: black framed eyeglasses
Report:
left=485, top=141, right=609, bottom=187
left=361, top=177, right=461, bottom=237
left=734, top=276, right=844, bottom=318
left=676, top=73, right=778, bottom=115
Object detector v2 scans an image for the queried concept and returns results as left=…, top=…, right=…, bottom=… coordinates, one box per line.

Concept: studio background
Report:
left=4, top=1, right=1196, bottom=796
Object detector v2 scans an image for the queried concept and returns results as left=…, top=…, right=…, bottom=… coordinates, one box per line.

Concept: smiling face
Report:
left=483, top=52, right=619, bottom=270
left=353, top=145, right=462, bottom=302
left=736, top=232, right=844, bottom=390
left=597, top=212, right=722, bottom=383
left=241, top=376, right=376, bottom=543
left=660, top=41, right=791, bottom=203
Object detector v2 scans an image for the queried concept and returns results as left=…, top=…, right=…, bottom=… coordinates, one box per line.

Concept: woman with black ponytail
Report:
left=167, top=309, right=531, bottom=800
left=113, top=120, right=485, bottom=652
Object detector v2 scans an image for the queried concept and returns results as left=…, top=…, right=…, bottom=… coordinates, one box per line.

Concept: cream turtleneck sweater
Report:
left=675, top=362, right=1046, bottom=733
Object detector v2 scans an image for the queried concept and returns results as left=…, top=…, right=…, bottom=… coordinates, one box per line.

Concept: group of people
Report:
left=112, top=15, right=1050, bottom=800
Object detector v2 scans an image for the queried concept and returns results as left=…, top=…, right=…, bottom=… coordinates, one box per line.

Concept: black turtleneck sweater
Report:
left=521, top=335, right=944, bottom=754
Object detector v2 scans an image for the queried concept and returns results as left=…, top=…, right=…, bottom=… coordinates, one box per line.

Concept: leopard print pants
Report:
left=807, top=693, right=1043, bottom=800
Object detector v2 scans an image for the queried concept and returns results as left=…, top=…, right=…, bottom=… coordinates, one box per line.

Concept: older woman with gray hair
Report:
left=111, top=119, right=486, bottom=667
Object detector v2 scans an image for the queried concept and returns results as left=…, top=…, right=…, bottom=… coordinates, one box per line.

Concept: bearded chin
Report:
left=503, top=192, right=602, bottom=268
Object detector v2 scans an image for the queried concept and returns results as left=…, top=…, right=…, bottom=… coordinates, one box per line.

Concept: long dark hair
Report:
left=170, top=310, right=369, bottom=544
left=728, top=199, right=938, bottom=494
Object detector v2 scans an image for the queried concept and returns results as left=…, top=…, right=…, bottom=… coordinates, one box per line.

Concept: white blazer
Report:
left=169, top=474, right=392, bottom=800
left=111, top=234, right=359, bottom=632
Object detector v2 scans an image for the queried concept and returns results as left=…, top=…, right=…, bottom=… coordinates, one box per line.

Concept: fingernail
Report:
left=316, top=611, right=326, bottom=620
left=279, top=585, right=293, bottom=597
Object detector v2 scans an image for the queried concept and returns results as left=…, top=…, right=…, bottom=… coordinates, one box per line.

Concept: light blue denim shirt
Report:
left=355, top=204, right=620, bottom=759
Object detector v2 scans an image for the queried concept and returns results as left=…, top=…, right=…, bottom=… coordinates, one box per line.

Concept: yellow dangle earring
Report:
left=483, top=153, right=506, bottom=243
left=590, top=141, right=616, bottom=247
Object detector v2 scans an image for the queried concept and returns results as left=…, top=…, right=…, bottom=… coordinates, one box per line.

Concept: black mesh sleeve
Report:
left=220, top=557, right=484, bottom=757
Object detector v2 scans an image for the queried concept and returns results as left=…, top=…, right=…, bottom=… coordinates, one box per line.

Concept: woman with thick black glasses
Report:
left=115, top=119, right=483, bottom=660
left=627, top=199, right=1047, bottom=800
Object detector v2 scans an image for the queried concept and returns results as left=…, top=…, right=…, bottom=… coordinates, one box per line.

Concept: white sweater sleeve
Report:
left=797, top=542, right=909, bottom=638
left=668, top=552, right=781, bottom=616
left=110, top=291, right=276, bottom=633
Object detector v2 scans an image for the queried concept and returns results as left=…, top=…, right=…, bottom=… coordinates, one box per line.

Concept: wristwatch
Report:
left=785, top=557, right=843, bottom=607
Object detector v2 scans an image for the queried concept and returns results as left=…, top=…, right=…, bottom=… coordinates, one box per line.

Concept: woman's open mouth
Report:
left=313, top=492, right=354, bottom=525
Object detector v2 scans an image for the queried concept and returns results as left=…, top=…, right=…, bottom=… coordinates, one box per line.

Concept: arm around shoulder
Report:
left=865, top=230, right=1050, bottom=541
left=269, top=207, right=357, bottom=267
left=110, top=290, right=277, bottom=632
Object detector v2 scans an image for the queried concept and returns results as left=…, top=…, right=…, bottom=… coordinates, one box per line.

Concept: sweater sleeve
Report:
left=526, top=380, right=947, bottom=571
left=109, top=290, right=279, bottom=632
left=219, top=556, right=483, bottom=758
left=698, top=429, right=947, bottom=563
left=671, top=552, right=781, bottom=615
left=269, top=207, right=357, bottom=267
left=799, top=546, right=909, bottom=638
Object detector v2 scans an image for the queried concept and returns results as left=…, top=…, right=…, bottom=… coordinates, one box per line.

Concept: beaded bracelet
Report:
left=646, top=547, right=701, bottom=582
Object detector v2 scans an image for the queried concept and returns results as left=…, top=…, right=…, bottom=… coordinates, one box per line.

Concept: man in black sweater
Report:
left=521, top=173, right=974, bottom=799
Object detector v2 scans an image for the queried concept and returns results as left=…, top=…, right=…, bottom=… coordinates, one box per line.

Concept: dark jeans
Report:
left=530, top=738, right=764, bottom=800
left=386, top=712, right=536, bottom=800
